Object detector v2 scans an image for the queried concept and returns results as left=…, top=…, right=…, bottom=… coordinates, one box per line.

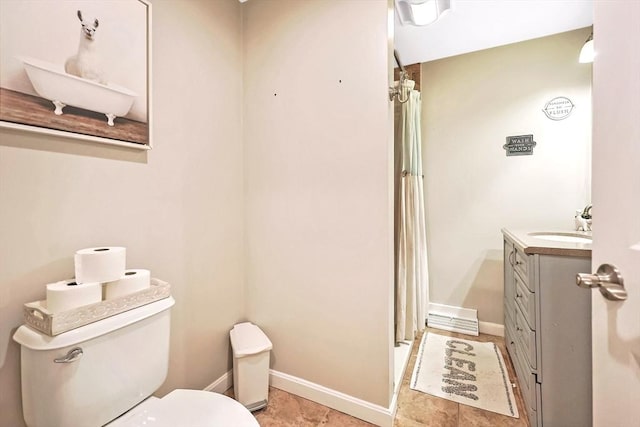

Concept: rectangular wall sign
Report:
left=503, top=134, right=536, bottom=156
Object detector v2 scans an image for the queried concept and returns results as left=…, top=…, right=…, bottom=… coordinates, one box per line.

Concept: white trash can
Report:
left=230, top=322, right=273, bottom=411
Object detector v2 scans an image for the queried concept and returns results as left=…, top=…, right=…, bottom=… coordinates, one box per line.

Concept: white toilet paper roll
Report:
left=74, top=247, right=126, bottom=284
left=103, top=269, right=151, bottom=300
left=46, top=279, right=102, bottom=313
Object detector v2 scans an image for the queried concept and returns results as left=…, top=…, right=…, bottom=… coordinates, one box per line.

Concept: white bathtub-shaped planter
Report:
left=20, top=56, right=137, bottom=126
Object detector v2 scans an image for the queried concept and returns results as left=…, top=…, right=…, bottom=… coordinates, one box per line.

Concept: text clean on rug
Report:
left=410, top=332, right=519, bottom=418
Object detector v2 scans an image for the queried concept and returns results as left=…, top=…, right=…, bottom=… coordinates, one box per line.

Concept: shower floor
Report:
left=394, top=339, right=413, bottom=394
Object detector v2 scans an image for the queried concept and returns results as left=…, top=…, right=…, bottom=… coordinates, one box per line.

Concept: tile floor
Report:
left=231, top=328, right=529, bottom=427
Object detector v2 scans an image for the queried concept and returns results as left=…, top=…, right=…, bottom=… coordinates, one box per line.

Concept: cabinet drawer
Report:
left=512, top=348, right=539, bottom=427
left=515, top=303, right=537, bottom=370
left=505, top=282, right=516, bottom=319
left=505, top=328, right=516, bottom=359
left=512, top=336, right=537, bottom=411
left=513, top=246, right=531, bottom=288
left=504, top=240, right=515, bottom=304
left=514, top=303, right=537, bottom=370
left=514, top=272, right=536, bottom=330
left=528, top=402, right=539, bottom=427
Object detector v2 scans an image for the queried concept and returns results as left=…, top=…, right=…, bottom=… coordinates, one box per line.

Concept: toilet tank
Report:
left=13, top=297, right=175, bottom=427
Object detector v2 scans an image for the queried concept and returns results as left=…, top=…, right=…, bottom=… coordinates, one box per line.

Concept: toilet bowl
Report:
left=107, top=389, right=259, bottom=427
left=13, top=297, right=259, bottom=427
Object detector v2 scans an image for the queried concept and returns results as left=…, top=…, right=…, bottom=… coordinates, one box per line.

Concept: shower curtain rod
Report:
left=394, top=50, right=406, bottom=73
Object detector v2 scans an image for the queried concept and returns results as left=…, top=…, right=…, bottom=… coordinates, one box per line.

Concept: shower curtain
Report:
left=395, top=81, right=429, bottom=343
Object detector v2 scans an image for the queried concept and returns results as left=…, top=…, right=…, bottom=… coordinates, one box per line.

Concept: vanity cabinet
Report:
left=502, top=229, right=592, bottom=427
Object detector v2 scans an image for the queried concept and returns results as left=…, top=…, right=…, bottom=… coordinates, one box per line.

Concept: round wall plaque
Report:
left=543, top=96, right=574, bottom=120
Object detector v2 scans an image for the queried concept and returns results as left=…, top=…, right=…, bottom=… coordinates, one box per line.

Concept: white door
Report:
left=590, top=1, right=640, bottom=425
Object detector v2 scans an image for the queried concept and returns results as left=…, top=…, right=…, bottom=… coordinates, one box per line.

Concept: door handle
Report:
left=576, top=263, right=627, bottom=301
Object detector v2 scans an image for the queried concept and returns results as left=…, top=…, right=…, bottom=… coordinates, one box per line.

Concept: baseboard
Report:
left=203, top=367, right=401, bottom=426
left=479, top=321, right=504, bottom=337
left=203, top=369, right=233, bottom=394
left=269, top=369, right=395, bottom=427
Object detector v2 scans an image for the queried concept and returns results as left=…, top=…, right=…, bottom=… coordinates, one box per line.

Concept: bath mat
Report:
left=410, top=332, right=519, bottom=418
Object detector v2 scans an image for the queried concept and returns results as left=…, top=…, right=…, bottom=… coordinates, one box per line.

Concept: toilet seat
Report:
left=106, top=389, right=260, bottom=427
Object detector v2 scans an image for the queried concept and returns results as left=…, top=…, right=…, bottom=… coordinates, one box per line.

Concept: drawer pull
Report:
left=508, top=250, right=515, bottom=266
left=516, top=293, right=522, bottom=298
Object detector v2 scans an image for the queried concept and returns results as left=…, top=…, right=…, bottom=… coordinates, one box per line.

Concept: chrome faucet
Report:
left=575, top=204, right=592, bottom=231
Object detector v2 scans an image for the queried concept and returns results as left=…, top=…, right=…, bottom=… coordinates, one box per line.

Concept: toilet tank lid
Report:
left=230, top=322, right=272, bottom=357
left=13, top=297, right=175, bottom=350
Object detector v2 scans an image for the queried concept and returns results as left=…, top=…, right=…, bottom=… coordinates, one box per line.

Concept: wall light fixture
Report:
left=579, top=32, right=594, bottom=63
left=396, top=0, right=451, bottom=26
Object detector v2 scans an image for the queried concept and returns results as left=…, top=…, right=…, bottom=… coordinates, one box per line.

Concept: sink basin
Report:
left=528, top=232, right=592, bottom=244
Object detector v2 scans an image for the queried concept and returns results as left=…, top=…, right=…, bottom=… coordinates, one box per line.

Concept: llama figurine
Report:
left=65, top=10, right=106, bottom=85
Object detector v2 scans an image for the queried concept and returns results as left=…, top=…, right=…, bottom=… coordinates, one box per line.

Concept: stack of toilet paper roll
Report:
left=45, top=247, right=151, bottom=313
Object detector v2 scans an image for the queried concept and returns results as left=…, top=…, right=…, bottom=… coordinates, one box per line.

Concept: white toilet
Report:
left=13, top=297, right=259, bottom=427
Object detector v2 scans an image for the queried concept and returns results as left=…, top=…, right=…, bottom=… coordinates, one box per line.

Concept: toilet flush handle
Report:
left=54, top=347, right=83, bottom=363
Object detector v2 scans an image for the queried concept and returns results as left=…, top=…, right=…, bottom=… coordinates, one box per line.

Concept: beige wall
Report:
left=243, top=0, right=393, bottom=407
left=421, top=28, right=593, bottom=325
left=0, top=0, right=395, bottom=424
left=0, top=1, right=244, bottom=426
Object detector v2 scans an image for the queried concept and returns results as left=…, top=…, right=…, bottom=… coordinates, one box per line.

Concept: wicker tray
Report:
left=23, top=278, right=171, bottom=336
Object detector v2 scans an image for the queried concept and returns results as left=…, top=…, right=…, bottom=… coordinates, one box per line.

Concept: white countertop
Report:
left=502, top=228, right=592, bottom=257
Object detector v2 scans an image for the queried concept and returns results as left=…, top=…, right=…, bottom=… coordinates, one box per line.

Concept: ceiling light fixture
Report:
left=579, top=32, right=594, bottom=63
left=396, top=0, right=451, bottom=26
